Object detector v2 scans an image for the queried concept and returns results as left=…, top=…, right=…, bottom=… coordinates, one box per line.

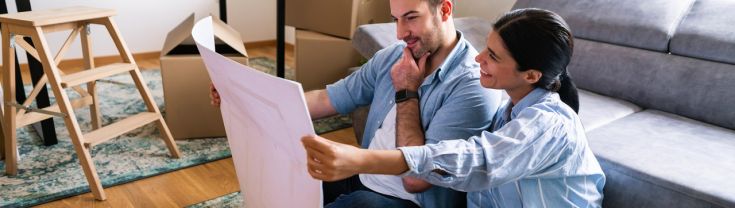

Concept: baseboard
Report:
left=9, top=40, right=291, bottom=71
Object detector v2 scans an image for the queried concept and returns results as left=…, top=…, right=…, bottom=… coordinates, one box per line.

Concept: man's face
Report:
left=390, top=0, right=443, bottom=59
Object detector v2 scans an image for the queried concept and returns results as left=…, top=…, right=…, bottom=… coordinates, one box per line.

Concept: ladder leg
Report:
left=0, top=105, right=4, bottom=161
left=29, top=27, right=107, bottom=200
left=102, top=17, right=180, bottom=158
left=81, top=24, right=101, bottom=130
left=2, top=26, right=18, bottom=175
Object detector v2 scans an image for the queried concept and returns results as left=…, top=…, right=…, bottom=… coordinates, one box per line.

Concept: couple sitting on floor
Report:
left=211, top=0, right=605, bottom=207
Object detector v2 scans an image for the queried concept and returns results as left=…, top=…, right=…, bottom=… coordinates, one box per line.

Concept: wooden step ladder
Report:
left=0, top=6, right=181, bottom=200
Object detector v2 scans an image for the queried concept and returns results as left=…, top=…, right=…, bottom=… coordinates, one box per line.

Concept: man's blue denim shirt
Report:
left=326, top=31, right=503, bottom=208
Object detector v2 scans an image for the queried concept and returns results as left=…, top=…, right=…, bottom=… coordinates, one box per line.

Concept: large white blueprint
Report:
left=192, top=16, right=321, bottom=208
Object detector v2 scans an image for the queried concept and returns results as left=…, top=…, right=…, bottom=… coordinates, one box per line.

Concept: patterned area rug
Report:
left=0, top=57, right=351, bottom=207
left=188, top=192, right=243, bottom=208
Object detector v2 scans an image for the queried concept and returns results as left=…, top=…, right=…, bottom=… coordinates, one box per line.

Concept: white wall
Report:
left=1, top=0, right=514, bottom=64
left=2, top=0, right=219, bottom=64
left=227, top=0, right=296, bottom=44
left=454, top=0, right=517, bottom=20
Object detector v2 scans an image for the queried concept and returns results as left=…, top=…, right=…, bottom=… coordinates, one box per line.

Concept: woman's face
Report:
left=475, top=31, right=533, bottom=90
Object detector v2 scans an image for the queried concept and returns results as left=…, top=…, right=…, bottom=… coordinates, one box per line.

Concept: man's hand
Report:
left=302, top=135, right=364, bottom=182
left=391, top=48, right=430, bottom=91
left=209, top=83, right=220, bottom=107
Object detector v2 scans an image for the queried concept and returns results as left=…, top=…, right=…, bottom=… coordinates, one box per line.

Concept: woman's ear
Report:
left=523, top=69, right=543, bottom=84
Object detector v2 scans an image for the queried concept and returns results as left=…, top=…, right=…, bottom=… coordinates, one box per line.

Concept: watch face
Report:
left=395, top=90, right=419, bottom=103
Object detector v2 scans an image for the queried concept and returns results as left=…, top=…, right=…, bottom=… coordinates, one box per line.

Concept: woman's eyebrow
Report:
left=487, top=47, right=501, bottom=60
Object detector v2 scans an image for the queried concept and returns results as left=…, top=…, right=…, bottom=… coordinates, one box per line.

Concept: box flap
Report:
left=162, top=14, right=247, bottom=58
left=161, top=13, right=196, bottom=56
left=211, top=16, right=248, bottom=57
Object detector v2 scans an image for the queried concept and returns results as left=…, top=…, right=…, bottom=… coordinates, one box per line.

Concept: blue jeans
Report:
left=323, top=175, right=419, bottom=208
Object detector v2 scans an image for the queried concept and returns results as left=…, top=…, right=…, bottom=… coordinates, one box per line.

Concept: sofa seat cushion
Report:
left=587, top=110, right=735, bottom=207
left=352, top=17, right=493, bottom=59
left=671, top=0, right=735, bottom=65
left=513, top=0, right=695, bottom=52
left=578, top=89, right=642, bottom=131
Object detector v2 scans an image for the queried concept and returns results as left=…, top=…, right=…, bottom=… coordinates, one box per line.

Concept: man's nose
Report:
left=396, top=21, right=409, bottom=40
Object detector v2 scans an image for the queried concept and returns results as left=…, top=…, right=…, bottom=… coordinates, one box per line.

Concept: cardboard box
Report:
left=160, top=14, right=248, bottom=139
left=286, top=0, right=392, bottom=39
left=296, top=29, right=361, bottom=91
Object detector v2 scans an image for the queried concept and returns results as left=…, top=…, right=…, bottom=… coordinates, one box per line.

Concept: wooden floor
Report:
left=21, top=44, right=358, bottom=207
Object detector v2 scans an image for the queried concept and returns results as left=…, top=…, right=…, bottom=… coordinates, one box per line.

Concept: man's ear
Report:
left=440, top=0, right=453, bottom=21
left=523, top=69, right=543, bottom=85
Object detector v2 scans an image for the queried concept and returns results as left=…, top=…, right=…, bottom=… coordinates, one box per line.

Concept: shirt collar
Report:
left=505, top=88, right=550, bottom=120
left=421, top=31, right=469, bottom=87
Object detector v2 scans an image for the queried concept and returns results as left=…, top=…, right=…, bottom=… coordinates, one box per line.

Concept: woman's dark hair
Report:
left=494, top=8, right=579, bottom=113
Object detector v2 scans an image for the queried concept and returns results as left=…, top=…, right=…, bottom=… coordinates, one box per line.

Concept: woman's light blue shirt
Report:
left=400, top=88, right=606, bottom=208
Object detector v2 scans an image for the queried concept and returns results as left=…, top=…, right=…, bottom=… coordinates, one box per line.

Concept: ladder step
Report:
left=17, top=95, right=94, bottom=127
left=83, top=112, right=159, bottom=148
left=60, top=63, right=137, bottom=88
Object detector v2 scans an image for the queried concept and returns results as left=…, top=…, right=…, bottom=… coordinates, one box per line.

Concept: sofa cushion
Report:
left=352, top=22, right=394, bottom=59
left=587, top=110, right=735, bottom=207
left=569, top=38, right=735, bottom=130
left=513, top=0, right=695, bottom=52
left=450, top=17, right=493, bottom=55
left=577, top=89, right=642, bottom=131
left=670, top=0, right=735, bottom=65
left=352, top=17, right=493, bottom=59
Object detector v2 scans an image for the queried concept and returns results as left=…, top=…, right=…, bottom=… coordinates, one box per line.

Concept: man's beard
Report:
left=407, top=28, right=441, bottom=59
left=406, top=36, right=436, bottom=59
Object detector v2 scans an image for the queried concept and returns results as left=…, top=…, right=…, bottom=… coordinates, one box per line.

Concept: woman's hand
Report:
left=391, top=48, right=430, bottom=92
left=301, top=135, right=365, bottom=181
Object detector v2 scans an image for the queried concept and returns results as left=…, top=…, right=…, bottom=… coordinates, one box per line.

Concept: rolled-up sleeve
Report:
left=326, top=47, right=396, bottom=114
left=423, top=76, right=501, bottom=144
left=399, top=106, right=571, bottom=192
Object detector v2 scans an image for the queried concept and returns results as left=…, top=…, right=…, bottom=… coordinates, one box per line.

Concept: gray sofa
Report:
left=350, top=0, right=735, bottom=207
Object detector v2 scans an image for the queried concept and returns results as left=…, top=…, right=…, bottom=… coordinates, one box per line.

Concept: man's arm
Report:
left=391, top=48, right=433, bottom=193
left=212, top=83, right=338, bottom=119
left=396, top=98, right=433, bottom=193
left=305, top=89, right=338, bottom=119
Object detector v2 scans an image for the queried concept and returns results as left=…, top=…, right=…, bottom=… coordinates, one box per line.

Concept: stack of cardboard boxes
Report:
left=287, top=0, right=392, bottom=91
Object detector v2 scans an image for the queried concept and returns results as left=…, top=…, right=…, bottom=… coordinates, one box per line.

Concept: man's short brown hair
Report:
left=426, top=0, right=453, bottom=13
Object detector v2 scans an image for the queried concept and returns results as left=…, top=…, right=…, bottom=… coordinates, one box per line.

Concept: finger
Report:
left=402, top=47, right=413, bottom=60
left=417, top=52, right=431, bottom=73
left=305, top=149, right=329, bottom=179
left=304, top=145, right=329, bottom=164
left=403, top=48, right=418, bottom=65
left=301, top=135, right=334, bottom=154
left=307, top=165, right=327, bottom=180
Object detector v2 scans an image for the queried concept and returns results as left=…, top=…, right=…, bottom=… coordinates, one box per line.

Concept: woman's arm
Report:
left=301, top=135, right=408, bottom=181
left=398, top=107, right=571, bottom=192
left=303, top=105, right=573, bottom=192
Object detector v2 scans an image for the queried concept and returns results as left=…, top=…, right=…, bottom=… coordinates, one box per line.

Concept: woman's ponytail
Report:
left=557, top=70, right=579, bottom=113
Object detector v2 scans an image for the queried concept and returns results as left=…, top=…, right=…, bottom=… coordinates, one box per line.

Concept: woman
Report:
left=302, top=8, right=605, bottom=207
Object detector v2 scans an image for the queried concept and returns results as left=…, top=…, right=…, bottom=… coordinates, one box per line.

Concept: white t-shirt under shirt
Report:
left=359, top=105, right=419, bottom=205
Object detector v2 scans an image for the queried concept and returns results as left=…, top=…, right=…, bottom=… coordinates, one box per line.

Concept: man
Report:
left=211, top=0, right=501, bottom=207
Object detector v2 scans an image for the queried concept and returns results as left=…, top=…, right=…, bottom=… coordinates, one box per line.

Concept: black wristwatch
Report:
left=395, top=89, right=419, bottom=103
